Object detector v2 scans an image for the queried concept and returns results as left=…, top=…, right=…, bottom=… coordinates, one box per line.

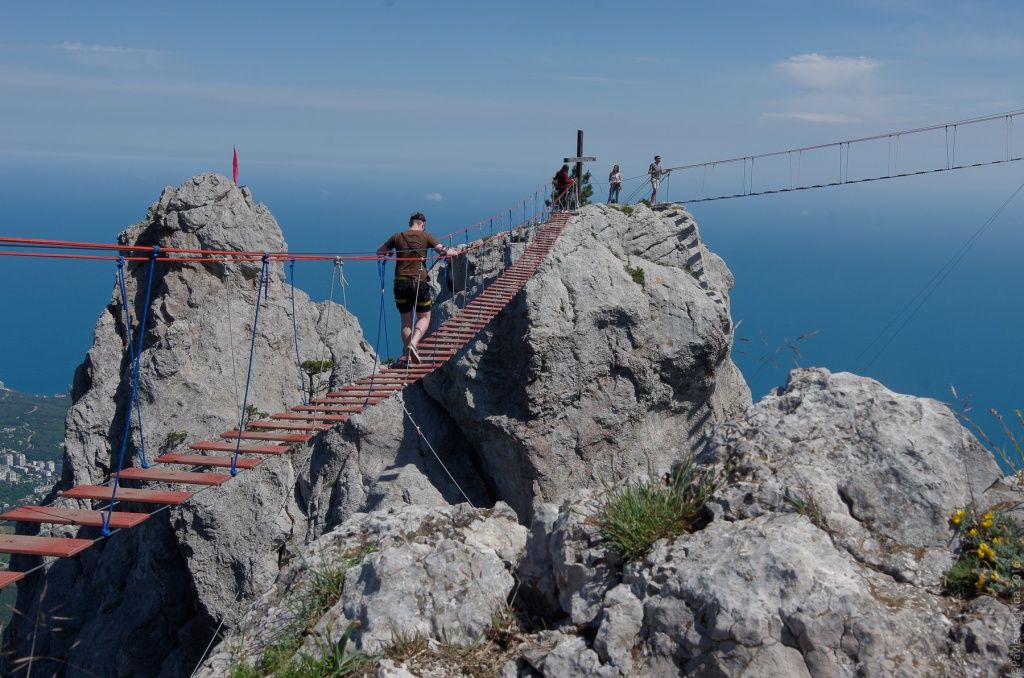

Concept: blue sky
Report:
left=2, top=1, right=1023, bottom=179
left=1, top=1, right=1023, bottom=429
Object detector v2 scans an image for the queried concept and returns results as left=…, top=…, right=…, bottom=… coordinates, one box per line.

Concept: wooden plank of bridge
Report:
left=271, top=412, right=350, bottom=422
left=0, top=534, right=94, bottom=558
left=0, top=571, right=24, bottom=590
left=245, top=421, right=332, bottom=432
left=156, top=452, right=263, bottom=470
left=0, top=506, right=149, bottom=529
left=190, top=441, right=290, bottom=455
left=118, top=467, right=232, bottom=486
left=219, top=430, right=312, bottom=443
left=62, top=486, right=195, bottom=505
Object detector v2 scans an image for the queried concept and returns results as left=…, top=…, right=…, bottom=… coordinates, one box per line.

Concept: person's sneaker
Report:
left=391, top=358, right=409, bottom=369
left=408, top=344, right=422, bottom=364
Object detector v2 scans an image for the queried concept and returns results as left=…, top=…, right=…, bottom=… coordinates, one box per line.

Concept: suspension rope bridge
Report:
left=611, top=108, right=1024, bottom=205
left=0, top=183, right=572, bottom=591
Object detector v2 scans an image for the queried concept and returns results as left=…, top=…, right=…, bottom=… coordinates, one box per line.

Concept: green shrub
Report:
left=597, top=457, right=720, bottom=560
left=944, top=506, right=1024, bottom=599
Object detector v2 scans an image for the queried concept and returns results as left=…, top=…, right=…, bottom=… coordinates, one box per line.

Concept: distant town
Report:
left=0, top=383, right=69, bottom=511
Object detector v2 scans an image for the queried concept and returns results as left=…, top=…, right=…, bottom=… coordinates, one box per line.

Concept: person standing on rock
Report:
left=649, top=155, right=665, bottom=205
left=377, top=212, right=456, bottom=364
left=608, top=165, right=622, bottom=204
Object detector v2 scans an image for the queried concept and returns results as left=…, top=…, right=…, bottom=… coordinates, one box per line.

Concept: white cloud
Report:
left=776, top=54, right=879, bottom=89
left=47, top=42, right=170, bottom=69
left=424, top=192, right=443, bottom=202
left=763, top=112, right=863, bottom=124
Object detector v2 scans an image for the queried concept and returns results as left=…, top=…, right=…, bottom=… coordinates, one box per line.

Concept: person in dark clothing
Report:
left=553, top=164, right=574, bottom=210
left=377, top=212, right=456, bottom=364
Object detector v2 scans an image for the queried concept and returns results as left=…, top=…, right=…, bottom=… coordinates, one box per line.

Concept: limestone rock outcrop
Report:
left=427, top=204, right=751, bottom=520
left=197, top=502, right=527, bottom=675
left=512, top=369, right=1017, bottom=676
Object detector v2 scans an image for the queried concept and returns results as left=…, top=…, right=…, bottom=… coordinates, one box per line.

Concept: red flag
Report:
left=232, top=146, right=239, bottom=184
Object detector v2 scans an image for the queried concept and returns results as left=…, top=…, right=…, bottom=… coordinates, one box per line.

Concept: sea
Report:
left=0, top=155, right=1021, bottom=453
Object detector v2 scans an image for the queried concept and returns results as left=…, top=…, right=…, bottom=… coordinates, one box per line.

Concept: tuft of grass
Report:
left=786, top=491, right=826, bottom=531
left=607, top=203, right=635, bottom=216
left=944, top=506, right=1024, bottom=600
left=624, top=264, right=646, bottom=288
left=277, top=621, right=376, bottom=678
left=228, top=544, right=378, bottom=676
left=597, top=457, right=720, bottom=560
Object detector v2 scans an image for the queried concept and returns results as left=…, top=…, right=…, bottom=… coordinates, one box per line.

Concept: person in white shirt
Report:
left=648, top=155, right=663, bottom=205
left=608, top=165, right=622, bottom=204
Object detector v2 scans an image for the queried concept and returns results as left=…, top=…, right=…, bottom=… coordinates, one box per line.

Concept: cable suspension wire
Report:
left=103, top=247, right=158, bottom=536
left=230, top=254, right=270, bottom=477
left=289, top=259, right=307, bottom=405
left=665, top=109, right=1024, bottom=204
left=852, top=175, right=1024, bottom=372
left=115, top=258, right=150, bottom=470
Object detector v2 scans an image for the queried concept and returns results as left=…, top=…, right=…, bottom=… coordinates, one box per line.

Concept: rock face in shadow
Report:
left=425, top=204, right=751, bottom=520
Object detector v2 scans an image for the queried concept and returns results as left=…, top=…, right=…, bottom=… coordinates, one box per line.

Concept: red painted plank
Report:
left=190, top=441, right=289, bottom=454
left=317, top=396, right=385, bottom=404
left=219, top=430, right=311, bottom=442
left=62, top=485, right=194, bottom=505
left=0, top=506, right=149, bottom=529
left=156, top=453, right=263, bottom=470
left=292, top=404, right=366, bottom=413
left=0, top=571, right=24, bottom=589
left=118, top=467, right=231, bottom=486
left=271, top=412, right=350, bottom=422
left=246, top=421, right=331, bottom=431
left=0, top=534, right=94, bottom=558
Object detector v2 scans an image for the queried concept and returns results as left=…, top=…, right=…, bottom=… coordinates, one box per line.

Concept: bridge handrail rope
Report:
left=103, top=246, right=158, bottom=535
left=116, top=257, right=150, bottom=471
left=289, top=259, right=307, bottom=405
left=663, top=108, right=1024, bottom=174
left=0, top=184, right=552, bottom=265
left=230, top=254, right=270, bottom=477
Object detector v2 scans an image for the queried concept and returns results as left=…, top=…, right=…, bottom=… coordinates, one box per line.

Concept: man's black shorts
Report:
left=394, top=277, right=433, bottom=313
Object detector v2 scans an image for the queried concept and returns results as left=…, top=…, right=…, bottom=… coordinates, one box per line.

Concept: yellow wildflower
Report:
left=982, top=512, right=994, bottom=529
left=977, top=543, right=996, bottom=561
left=969, top=528, right=979, bottom=537
left=991, top=570, right=1001, bottom=582
left=976, top=570, right=989, bottom=589
left=951, top=510, right=966, bottom=526
left=993, top=537, right=1005, bottom=545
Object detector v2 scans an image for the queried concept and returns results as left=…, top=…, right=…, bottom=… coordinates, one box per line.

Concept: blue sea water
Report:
left=0, top=157, right=1020, bottom=446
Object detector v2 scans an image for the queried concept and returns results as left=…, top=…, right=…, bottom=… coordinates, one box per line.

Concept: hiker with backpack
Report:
left=377, top=212, right=457, bottom=364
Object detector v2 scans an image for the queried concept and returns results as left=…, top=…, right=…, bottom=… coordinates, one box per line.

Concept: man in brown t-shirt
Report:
left=377, top=212, right=456, bottom=364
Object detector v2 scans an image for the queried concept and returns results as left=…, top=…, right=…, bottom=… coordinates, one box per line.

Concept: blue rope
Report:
left=103, top=247, right=158, bottom=536
left=289, top=259, right=307, bottom=405
left=115, top=258, right=150, bottom=470
left=364, top=260, right=388, bottom=409
left=231, top=254, right=270, bottom=476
